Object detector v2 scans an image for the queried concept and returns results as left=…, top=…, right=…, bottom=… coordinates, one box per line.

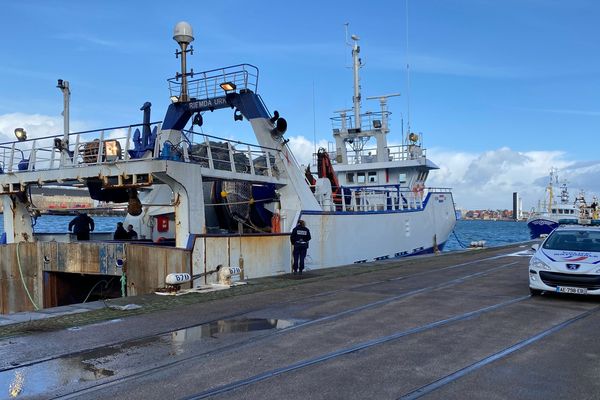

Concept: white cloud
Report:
left=0, top=113, right=91, bottom=170
left=0, top=113, right=63, bottom=143
left=286, top=135, right=330, bottom=167
left=289, top=137, right=600, bottom=211
left=369, top=49, right=529, bottom=79
left=408, top=54, right=528, bottom=79
left=427, top=146, right=600, bottom=210
left=53, top=33, right=119, bottom=48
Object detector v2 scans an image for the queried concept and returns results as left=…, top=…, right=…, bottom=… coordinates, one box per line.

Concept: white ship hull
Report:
left=303, top=191, right=456, bottom=269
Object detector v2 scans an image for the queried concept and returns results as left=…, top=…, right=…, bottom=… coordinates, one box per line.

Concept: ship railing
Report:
left=314, top=184, right=428, bottom=212
left=168, top=64, right=259, bottom=100
left=0, top=122, right=162, bottom=174
left=0, top=123, right=279, bottom=180
left=180, top=129, right=280, bottom=178
left=317, top=185, right=452, bottom=212
left=330, top=111, right=390, bottom=132
left=324, top=144, right=427, bottom=165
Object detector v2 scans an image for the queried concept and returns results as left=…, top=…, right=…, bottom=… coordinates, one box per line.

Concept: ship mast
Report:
left=351, top=34, right=362, bottom=130
left=332, top=26, right=401, bottom=164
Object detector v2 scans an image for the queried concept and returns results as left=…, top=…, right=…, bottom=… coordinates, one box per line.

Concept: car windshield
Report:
left=543, top=230, right=600, bottom=252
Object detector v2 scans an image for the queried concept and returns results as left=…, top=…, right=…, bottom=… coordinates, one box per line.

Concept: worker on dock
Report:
left=114, top=222, right=129, bottom=240
left=290, top=220, right=311, bottom=275
left=68, top=212, right=95, bottom=241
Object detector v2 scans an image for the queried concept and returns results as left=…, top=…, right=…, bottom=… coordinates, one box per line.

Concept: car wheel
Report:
left=530, top=288, right=542, bottom=296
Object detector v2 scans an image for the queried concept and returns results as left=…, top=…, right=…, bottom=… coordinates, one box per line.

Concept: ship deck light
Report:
left=220, top=82, right=237, bottom=92
left=14, top=128, right=27, bottom=141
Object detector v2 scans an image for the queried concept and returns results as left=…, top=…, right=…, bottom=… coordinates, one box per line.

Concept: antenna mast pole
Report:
left=347, top=28, right=362, bottom=131
left=352, top=39, right=361, bottom=130
left=405, top=0, right=411, bottom=139
left=57, top=79, right=71, bottom=165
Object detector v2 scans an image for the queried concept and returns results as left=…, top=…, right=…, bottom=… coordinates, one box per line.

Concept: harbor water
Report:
left=0, top=214, right=122, bottom=236
left=443, top=220, right=530, bottom=251
left=0, top=215, right=529, bottom=253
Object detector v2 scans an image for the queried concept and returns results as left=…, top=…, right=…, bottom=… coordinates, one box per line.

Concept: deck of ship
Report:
left=1, top=242, right=598, bottom=399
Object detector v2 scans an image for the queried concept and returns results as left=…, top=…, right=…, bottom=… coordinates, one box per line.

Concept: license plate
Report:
left=556, top=286, right=588, bottom=295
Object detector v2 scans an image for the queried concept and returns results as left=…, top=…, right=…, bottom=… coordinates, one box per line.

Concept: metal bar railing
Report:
left=311, top=183, right=448, bottom=212
left=168, top=64, right=260, bottom=100
left=0, top=122, right=163, bottom=174
left=0, top=121, right=286, bottom=183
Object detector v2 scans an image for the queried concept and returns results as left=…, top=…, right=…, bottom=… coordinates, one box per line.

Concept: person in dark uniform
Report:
left=290, top=219, right=311, bottom=275
left=127, top=224, right=138, bottom=240
left=68, top=212, right=95, bottom=241
left=113, top=222, right=129, bottom=240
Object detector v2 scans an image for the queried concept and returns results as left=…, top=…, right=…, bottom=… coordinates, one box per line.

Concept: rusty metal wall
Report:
left=1, top=242, right=192, bottom=313
left=125, top=244, right=192, bottom=296
left=1, top=236, right=287, bottom=313
left=232, top=236, right=291, bottom=278
left=0, top=243, right=40, bottom=314
left=192, top=235, right=291, bottom=284
left=40, top=242, right=125, bottom=275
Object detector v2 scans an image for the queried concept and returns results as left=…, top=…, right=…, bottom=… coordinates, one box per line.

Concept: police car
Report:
left=529, top=225, right=600, bottom=296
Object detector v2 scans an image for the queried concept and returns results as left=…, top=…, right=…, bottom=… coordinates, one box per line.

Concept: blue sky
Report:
left=1, top=0, right=599, bottom=209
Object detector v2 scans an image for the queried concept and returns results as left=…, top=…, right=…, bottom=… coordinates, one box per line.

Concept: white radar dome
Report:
left=173, top=21, right=194, bottom=45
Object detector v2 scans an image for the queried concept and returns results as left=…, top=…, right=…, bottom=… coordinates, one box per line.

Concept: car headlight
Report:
left=530, top=257, right=551, bottom=270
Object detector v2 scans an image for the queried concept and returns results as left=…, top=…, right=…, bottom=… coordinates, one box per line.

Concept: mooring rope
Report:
left=16, top=242, right=39, bottom=310
left=452, top=230, right=468, bottom=249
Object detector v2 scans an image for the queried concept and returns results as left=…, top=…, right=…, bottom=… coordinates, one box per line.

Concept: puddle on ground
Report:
left=1, top=355, right=115, bottom=398
left=0, top=318, right=296, bottom=397
left=166, top=318, right=297, bottom=356
left=171, top=318, right=294, bottom=341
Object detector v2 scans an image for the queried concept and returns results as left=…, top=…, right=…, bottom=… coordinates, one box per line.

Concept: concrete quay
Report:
left=1, top=242, right=598, bottom=399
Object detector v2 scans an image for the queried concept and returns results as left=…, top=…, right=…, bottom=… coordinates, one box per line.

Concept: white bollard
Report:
left=165, top=273, right=192, bottom=285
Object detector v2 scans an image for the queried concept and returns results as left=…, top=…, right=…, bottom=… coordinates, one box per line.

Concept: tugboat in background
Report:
left=527, top=169, right=600, bottom=238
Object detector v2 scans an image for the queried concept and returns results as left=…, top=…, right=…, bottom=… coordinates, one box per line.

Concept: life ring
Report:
left=412, top=183, right=424, bottom=197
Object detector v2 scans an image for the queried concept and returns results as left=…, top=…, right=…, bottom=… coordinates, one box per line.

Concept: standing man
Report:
left=127, top=224, right=138, bottom=240
left=290, top=219, right=311, bottom=275
left=68, top=212, right=95, bottom=241
left=113, top=222, right=129, bottom=240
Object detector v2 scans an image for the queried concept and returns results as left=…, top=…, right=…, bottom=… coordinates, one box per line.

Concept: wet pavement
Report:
left=0, top=317, right=299, bottom=398
left=2, top=243, right=598, bottom=399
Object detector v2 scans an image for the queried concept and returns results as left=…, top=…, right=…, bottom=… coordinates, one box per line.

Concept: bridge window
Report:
left=399, top=173, right=407, bottom=185
left=346, top=173, right=354, bottom=183
left=368, top=171, right=377, bottom=183
left=357, top=172, right=366, bottom=184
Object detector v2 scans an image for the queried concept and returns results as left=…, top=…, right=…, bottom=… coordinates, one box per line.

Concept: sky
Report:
left=1, top=0, right=599, bottom=210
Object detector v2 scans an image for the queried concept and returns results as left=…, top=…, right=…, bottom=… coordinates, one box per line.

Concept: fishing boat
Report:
left=0, top=22, right=456, bottom=313
left=305, top=31, right=456, bottom=262
left=527, top=169, right=600, bottom=238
